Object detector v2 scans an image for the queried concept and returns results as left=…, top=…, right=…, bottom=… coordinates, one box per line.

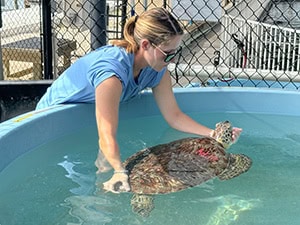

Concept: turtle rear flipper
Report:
left=131, top=194, right=154, bottom=217
left=218, top=154, right=252, bottom=180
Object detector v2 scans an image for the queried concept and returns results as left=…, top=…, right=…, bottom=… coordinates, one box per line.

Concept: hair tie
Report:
left=134, top=15, right=139, bottom=23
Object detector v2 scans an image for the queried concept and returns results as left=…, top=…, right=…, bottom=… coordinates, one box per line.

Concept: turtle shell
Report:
left=124, top=137, right=237, bottom=195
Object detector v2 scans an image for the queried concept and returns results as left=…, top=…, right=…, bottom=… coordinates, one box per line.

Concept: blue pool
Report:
left=0, top=87, right=300, bottom=225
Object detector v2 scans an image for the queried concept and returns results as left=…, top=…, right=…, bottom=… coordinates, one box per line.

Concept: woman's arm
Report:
left=95, top=76, right=124, bottom=172
left=152, top=71, right=213, bottom=136
left=95, top=76, right=130, bottom=193
left=153, top=71, right=242, bottom=141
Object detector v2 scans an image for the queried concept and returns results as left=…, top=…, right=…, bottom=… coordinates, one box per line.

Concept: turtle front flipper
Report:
left=218, top=153, right=252, bottom=180
left=131, top=194, right=154, bottom=217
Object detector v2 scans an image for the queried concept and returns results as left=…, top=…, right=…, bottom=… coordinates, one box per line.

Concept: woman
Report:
left=36, top=8, right=242, bottom=193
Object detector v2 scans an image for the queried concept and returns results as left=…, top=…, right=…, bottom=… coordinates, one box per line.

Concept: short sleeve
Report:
left=85, top=46, right=133, bottom=89
left=88, top=58, right=129, bottom=89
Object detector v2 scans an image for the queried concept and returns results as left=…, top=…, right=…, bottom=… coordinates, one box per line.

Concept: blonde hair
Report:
left=110, top=7, right=184, bottom=53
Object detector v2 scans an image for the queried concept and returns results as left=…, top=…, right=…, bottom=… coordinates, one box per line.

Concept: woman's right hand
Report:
left=103, top=172, right=131, bottom=193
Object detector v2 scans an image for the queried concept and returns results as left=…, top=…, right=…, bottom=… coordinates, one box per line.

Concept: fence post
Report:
left=91, top=0, right=107, bottom=50
left=0, top=7, right=3, bottom=81
left=42, top=0, right=53, bottom=79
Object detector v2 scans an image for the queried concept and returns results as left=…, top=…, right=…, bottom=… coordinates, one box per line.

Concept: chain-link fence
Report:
left=1, top=0, right=300, bottom=89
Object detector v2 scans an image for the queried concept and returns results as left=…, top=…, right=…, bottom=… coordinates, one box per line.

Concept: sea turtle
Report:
left=121, top=121, right=252, bottom=217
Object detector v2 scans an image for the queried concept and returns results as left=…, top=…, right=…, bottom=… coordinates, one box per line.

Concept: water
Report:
left=1, top=112, right=300, bottom=225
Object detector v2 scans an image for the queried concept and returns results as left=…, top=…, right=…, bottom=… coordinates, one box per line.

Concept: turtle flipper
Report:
left=218, top=154, right=252, bottom=180
left=130, top=194, right=154, bottom=217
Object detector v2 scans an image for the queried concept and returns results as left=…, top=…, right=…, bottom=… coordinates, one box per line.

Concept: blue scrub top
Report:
left=36, top=45, right=166, bottom=109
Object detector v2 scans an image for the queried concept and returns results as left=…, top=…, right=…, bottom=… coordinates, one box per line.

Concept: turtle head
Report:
left=211, top=121, right=233, bottom=149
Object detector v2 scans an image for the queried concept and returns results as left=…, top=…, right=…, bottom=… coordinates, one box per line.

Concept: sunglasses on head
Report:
left=151, top=43, right=182, bottom=63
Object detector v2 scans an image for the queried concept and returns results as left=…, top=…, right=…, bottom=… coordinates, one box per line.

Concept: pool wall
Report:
left=1, top=87, right=300, bottom=172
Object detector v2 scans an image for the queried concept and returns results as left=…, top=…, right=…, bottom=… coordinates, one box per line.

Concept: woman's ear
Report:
left=140, top=39, right=150, bottom=50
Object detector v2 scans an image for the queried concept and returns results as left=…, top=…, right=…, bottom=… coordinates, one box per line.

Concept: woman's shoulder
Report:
left=83, top=45, right=134, bottom=86
left=83, top=45, right=132, bottom=67
left=94, top=45, right=130, bottom=58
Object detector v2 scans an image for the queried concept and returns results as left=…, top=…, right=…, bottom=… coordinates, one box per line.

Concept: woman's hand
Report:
left=103, top=172, right=131, bottom=193
left=232, top=127, right=243, bottom=143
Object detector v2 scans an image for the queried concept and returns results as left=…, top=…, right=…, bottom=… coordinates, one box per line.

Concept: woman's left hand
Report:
left=232, top=127, right=243, bottom=143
